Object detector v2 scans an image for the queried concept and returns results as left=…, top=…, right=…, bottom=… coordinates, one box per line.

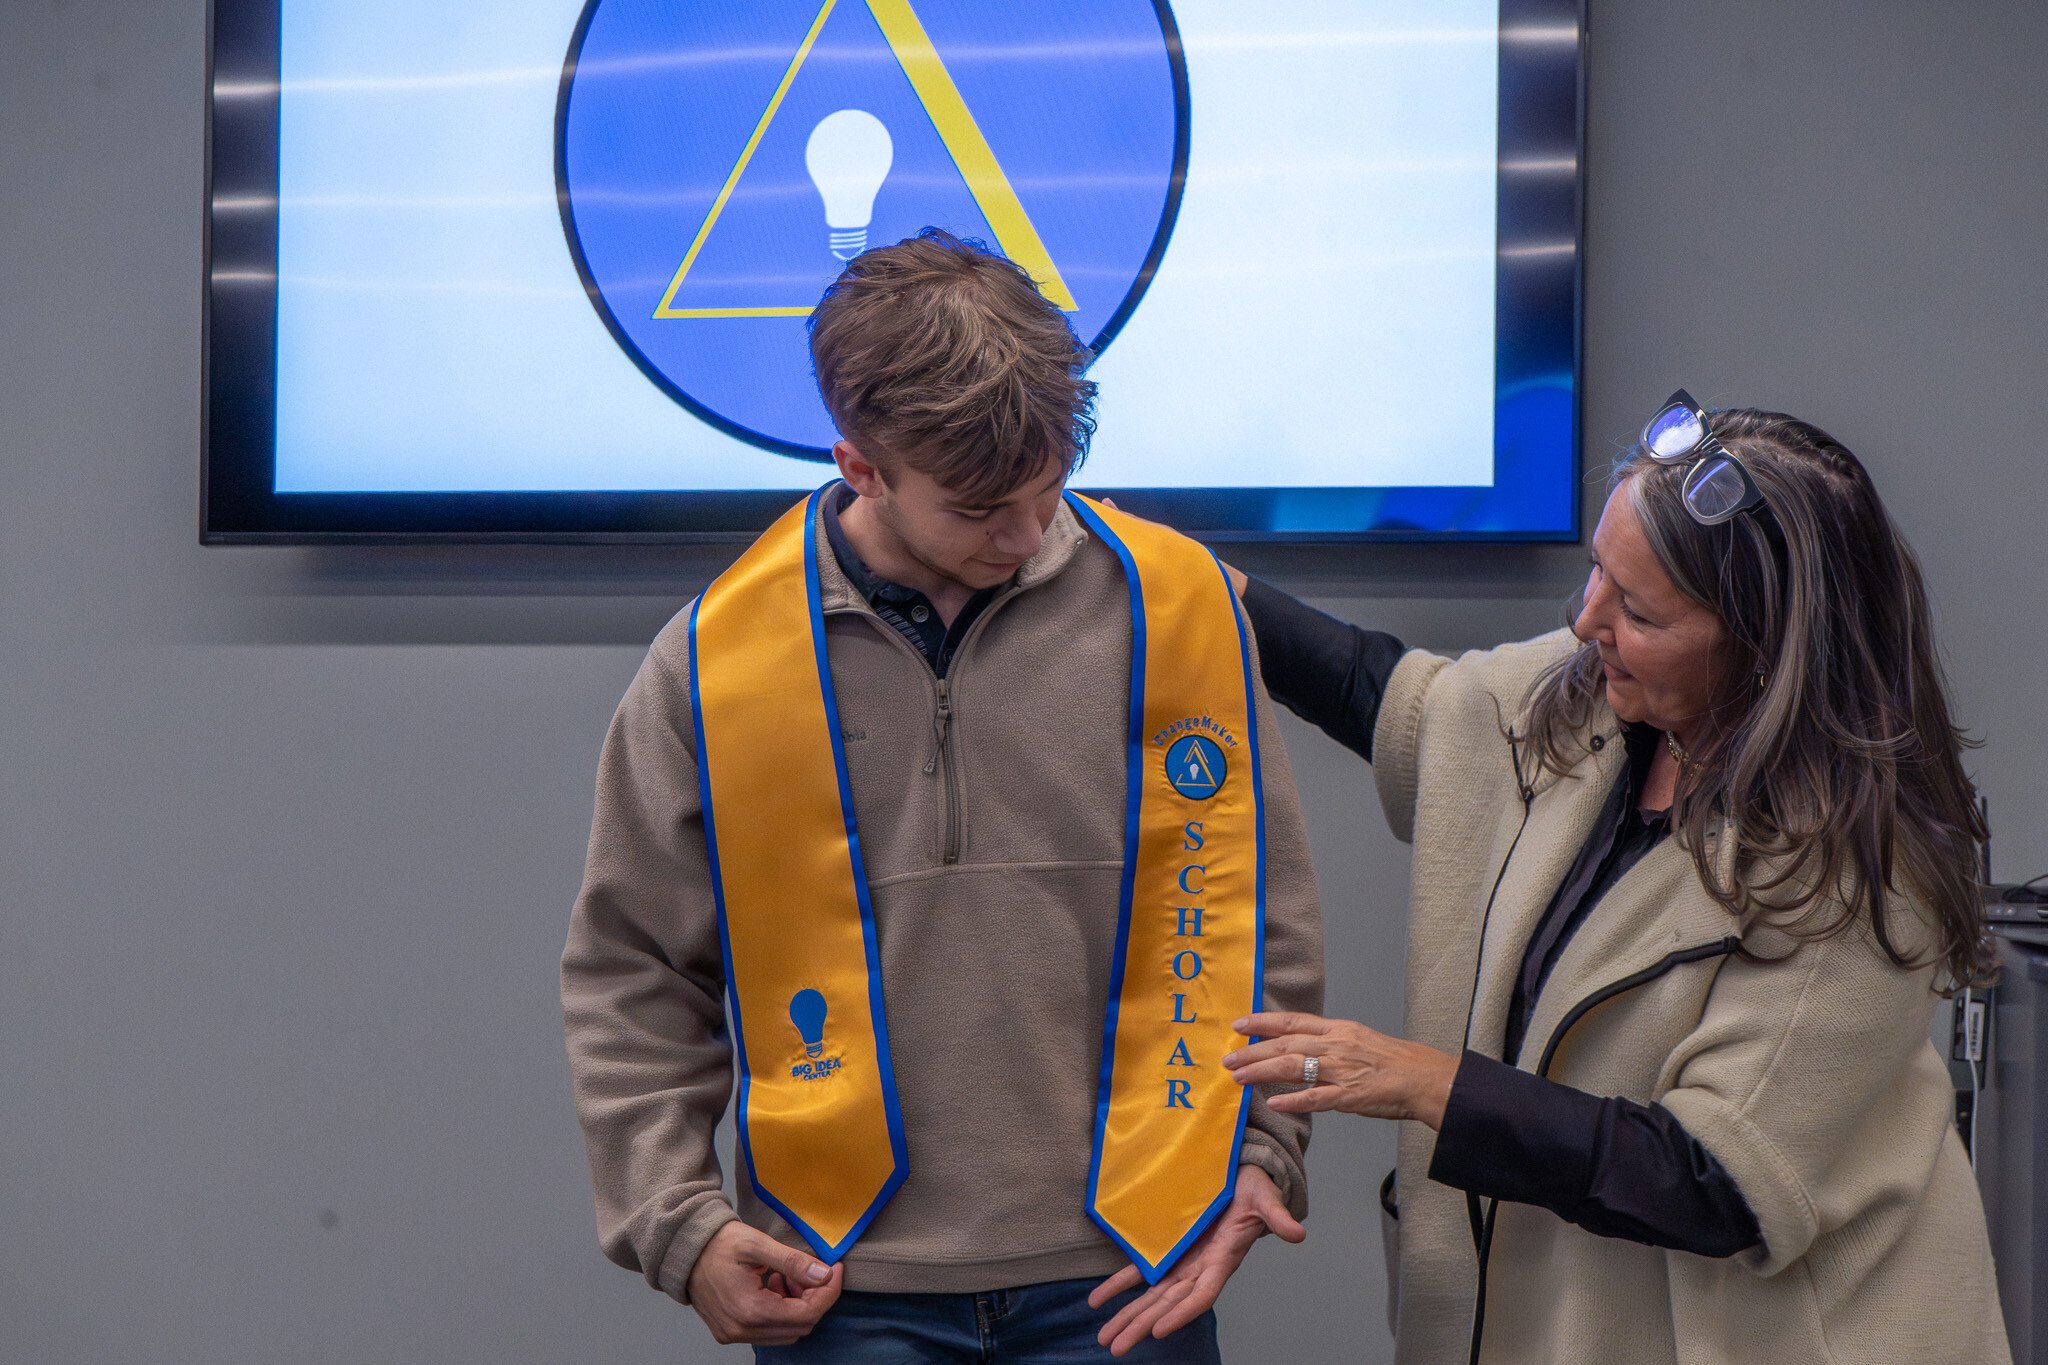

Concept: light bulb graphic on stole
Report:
left=805, top=110, right=893, bottom=261
left=789, top=988, right=829, bottom=1059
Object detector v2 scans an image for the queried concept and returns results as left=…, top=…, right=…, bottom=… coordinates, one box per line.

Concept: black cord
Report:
left=1999, top=873, right=2048, bottom=905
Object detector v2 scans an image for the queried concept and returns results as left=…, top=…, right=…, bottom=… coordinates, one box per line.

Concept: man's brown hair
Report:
left=808, top=229, right=1098, bottom=505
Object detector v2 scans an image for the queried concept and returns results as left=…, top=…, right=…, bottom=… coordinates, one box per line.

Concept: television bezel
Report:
left=201, top=0, right=1586, bottom=544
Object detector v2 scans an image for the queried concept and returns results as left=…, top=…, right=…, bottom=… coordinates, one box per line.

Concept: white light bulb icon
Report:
left=805, top=109, right=893, bottom=261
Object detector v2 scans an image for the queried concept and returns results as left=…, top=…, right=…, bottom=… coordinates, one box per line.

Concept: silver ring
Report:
left=1301, top=1055, right=1321, bottom=1086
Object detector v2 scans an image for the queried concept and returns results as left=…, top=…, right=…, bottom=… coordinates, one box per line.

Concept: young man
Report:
left=562, top=230, right=1323, bottom=1360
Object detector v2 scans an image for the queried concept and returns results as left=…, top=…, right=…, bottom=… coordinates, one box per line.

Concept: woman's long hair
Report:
left=1524, top=408, right=1993, bottom=987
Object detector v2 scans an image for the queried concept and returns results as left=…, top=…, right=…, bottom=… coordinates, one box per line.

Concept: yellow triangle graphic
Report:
left=652, top=0, right=1079, bottom=320
left=1182, top=743, right=1217, bottom=788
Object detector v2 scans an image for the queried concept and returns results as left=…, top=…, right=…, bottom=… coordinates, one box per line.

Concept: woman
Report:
left=1103, top=396, right=2009, bottom=1362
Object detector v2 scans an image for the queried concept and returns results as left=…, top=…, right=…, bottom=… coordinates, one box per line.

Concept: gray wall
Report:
left=4, top=1, right=2042, bottom=1360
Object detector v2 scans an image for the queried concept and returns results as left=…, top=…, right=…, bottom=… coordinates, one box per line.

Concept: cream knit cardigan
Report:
left=1372, top=632, right=2009, bottom=1365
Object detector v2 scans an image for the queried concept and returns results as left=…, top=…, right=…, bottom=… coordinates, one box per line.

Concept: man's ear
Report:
left=833, top=440, right=888, bottom=499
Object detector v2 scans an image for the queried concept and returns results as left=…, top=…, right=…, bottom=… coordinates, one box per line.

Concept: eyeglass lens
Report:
left=1645, top=404, right=1706, bottom=462
left=1683, top=456, right=1751, bottom=522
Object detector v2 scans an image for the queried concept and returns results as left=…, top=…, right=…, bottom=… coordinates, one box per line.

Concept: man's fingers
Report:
left=741, top=1288, right=837, bottom=1330
left=729, top=1265, right=841, bottom=1334
left=1099, top=1275, right=1188, bottom=1349
left=1110, top=1280, right=1196, bottom=1357
left=1261, top=1206, right=1308, bottom=1243
left=1097, top=1296, right=1149, bottom=1346
left=791, top=1266, right=844, bottom=1319
left=1098, top=1279, right=1173, bottom=1345
left=1089, top=1264, right=1147, bottom=1310
left=1151, top=1273, right=1226, bottom=1338
left=740, top=1329, right=804, bottom=1347
left=741, top=1228, right=832, bottom=1288
left=792, top=1263, right=843, bottom=1303
left=1249, top=1186, right=1307, bottom=1243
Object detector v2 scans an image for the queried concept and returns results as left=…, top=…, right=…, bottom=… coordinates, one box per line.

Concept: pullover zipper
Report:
left=931, top=679, right=960, bottom=863
left=932, top=602, right=1014, bottom=865
left=888, top=586, right=1024, bottom=867
left=924, top=678, right=952, bottom=775
left=825, top=514, right=1073, bottom=868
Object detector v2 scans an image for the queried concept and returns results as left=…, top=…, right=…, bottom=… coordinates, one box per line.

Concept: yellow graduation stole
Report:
left=689, top=487, right=1264, bottom=1279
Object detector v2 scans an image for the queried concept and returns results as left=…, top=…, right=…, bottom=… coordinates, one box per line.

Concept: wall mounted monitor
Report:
left=205, top=0, right=1584, bottom=542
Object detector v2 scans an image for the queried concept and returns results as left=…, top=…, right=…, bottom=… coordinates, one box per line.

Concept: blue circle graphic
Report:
left=556, top=0, right=1187, bottom=462
left=1164, top=735, right=1227, bottom=801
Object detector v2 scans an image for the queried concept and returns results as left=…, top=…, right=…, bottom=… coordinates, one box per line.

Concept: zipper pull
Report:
left=924, top=680, right=953, bottom=774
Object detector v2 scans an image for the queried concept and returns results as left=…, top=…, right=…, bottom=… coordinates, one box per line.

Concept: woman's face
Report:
left=1574, top=482, right=1730, bottom=738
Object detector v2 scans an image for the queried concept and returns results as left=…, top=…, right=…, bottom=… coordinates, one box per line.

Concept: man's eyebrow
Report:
left=945, top=463, right=1067, bottom=512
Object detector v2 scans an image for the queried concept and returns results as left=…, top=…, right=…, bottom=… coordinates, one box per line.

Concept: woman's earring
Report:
left=1756, top=667, right=1769, bottom=690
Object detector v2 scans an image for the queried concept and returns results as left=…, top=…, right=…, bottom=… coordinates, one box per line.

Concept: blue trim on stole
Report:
left=1223, top=540, right=1269, bottom=1199
left=1070, top=493, right=1150, bottom=1273
left=1066, top=492, right=1265, bottom=1283
left=687, top=487, right=910, bottom=1264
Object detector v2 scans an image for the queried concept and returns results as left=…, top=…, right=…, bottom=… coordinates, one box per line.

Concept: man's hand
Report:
left=685, top=1221, right=844, bottom=1346
left=1087, top=1165, right=1303, bottom=1356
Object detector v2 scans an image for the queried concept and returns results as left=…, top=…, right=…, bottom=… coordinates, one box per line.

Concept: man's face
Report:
left=843, top=447, right=1069, bottom=593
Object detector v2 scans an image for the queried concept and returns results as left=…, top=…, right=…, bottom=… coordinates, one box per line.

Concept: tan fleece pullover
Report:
left=561, top=502, right=1324, bottom=1299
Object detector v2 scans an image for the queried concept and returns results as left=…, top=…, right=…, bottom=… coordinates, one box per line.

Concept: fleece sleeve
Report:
left=560, top=621, right=738, bottom=1303
left=1233, top=608, right=1328, bottom=1221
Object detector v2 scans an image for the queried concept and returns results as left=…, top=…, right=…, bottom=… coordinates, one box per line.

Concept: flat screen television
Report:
left=204, top=0, right=1583, bottom=542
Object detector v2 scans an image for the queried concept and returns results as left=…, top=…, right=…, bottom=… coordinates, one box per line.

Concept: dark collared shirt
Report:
left=1503, top=722, right=1669, bottom=1066
left=1240, top=576, right=1761, bottom=1259
left=823, top=484, right=999, bottom=678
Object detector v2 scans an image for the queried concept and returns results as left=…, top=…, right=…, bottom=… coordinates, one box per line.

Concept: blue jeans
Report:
left=754, top=1276, right=1222, bottom=1363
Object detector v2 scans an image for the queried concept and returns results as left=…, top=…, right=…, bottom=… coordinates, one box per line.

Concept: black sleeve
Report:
left=1238, top=576, right=1405, bottom=762
left=1427, top=1051, right=1762, bottom=1259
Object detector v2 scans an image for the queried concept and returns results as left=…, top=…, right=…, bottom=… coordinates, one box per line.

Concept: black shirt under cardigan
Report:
left=1241, top=577, right=1761, bottom=1259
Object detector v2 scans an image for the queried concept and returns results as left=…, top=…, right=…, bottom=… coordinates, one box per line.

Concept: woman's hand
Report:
left=1225, top=1011, right=1460, bottom=1130
left=1096, top=498, right=1247, bottom=597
